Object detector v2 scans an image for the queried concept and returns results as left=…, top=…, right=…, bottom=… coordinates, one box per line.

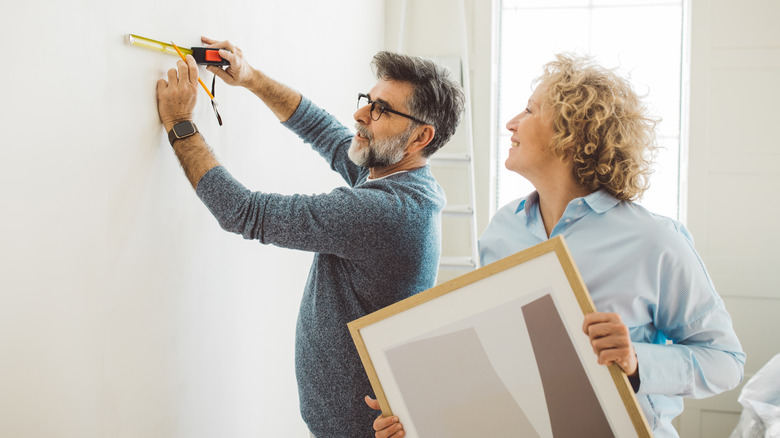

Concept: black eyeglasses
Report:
left=357, top=93, right=429, bottom=126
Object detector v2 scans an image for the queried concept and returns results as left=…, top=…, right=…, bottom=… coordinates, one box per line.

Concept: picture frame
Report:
left=349, top=235, right=652, bottom=438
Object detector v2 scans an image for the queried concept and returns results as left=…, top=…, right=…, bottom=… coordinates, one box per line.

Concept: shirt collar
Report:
left=515, top=189, right=620, bottom=215
left=582, top=190, right=620, bottom=213
left=516, top=191, right=539, bottom=214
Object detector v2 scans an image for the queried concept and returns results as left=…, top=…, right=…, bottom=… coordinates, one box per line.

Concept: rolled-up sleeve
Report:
left=633, top=223, right=745, bottom=398
left=634, top=303, right=745, bottom=397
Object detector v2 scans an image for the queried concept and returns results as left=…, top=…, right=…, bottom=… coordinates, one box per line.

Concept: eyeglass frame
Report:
left=357, top=93, right=430, bottom=126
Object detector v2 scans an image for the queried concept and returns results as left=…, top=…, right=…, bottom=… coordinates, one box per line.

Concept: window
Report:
left=496, top=0, right=685, bottom=220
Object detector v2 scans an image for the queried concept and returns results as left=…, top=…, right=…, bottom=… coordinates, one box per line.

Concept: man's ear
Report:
left=406, top=125, right=436, bottom=155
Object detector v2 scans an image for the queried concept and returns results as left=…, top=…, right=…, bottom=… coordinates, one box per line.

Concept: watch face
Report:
left=173, top=121, right=196, bottom=138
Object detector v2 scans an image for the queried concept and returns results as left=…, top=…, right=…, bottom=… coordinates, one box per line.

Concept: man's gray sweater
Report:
left=195, top=97, right=445, bottom=437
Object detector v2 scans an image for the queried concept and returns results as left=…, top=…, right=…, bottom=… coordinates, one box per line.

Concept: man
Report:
left=156, top=37, right=465, bottom=437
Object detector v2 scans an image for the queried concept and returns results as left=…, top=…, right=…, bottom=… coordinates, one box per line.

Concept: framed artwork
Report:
left=349, top=236, right=652, bottom=438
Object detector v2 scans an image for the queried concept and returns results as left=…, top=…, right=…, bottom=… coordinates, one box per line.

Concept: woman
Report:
left=368, top=53, right=745, bottom=438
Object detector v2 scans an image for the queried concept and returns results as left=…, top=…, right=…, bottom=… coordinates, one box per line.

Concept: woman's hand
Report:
left=582, top=312, right=638, bottom=377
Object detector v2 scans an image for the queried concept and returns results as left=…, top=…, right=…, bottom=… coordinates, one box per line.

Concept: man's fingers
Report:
left=157, top=79, right=168, bottom=93
left=185, top=55, right=198, bottom=85
left=167, top=67, right=178, bottom=86
left=218, top=48, right=237, bottom=65
left=199, top=37, right=239, bottom=61
left=207, top=65, right=232, bottom=82
left=171, top=56, right=198, bottom=88
left=176, top=60, right=190, bottom=85
left=200, top=37, right=235, bottom=53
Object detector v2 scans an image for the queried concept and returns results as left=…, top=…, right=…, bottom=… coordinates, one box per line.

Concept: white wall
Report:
left=0, top=1, right=384, bottom=437
left=678, top=0, right=780, bottom=435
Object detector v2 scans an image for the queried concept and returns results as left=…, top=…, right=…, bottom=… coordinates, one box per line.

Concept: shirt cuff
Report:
left=633, top=342, right=694, bottom=395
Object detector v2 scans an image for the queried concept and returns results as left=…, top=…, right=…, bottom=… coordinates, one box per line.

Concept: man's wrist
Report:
left=168, top=120, right=199, bottom=146
left=162, top=116, right=194, bottom=133
left=246, top=69, right=266, bottom=93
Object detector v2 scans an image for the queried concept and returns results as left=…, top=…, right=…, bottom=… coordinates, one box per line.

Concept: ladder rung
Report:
left=439, top=256, right=476, bottom=269
left=430, top=153, right=471, bottom=163
left=443, top=205, right=474, bottom=215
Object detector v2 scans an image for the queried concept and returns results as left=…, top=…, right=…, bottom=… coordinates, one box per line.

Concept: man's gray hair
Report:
left=371, top=52, right=465, bottom=157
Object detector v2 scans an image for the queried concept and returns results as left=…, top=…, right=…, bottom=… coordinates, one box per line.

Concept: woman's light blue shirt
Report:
left=479, top=190, right=745, bottom=437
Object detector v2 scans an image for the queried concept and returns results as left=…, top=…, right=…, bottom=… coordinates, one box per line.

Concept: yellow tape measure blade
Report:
left=126, top=34, right=193, bottom=57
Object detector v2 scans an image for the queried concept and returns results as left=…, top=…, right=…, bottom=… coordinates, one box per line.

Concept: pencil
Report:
left=171, top=41, right=216, bottom=100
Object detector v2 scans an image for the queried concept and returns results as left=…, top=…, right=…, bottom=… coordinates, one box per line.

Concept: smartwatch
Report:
left=167, top=120, right=198, bottom=146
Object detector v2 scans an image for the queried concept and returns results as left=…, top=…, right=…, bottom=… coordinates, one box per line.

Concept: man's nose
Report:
left=354, top=104, right=372, bottom=125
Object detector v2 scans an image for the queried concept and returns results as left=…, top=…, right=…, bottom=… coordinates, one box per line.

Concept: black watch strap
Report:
left=167, top=120, right=198, bottom=146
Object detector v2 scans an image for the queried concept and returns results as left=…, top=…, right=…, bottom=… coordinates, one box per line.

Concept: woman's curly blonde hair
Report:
left=536, top=53, right=659, bottom=201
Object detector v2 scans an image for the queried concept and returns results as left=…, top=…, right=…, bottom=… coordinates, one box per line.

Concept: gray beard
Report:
left=347, top=126, right=413, bottom=168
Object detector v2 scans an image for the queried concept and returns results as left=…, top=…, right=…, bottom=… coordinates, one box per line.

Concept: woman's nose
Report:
left=506, top=114, right=520, bottom=132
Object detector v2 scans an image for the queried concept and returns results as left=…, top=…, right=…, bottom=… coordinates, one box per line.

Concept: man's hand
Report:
left=582, top=312, right=638, bottom=377
left=365, top=396, right=405, bottom=438
left=200, top=36, right=300, bottom=122
left=157, top=55, right=199, bottom=131
left=201, top=36, right=256, bottom=89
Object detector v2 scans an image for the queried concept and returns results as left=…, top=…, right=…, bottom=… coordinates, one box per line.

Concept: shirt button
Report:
left=578, top=200, right=584, bottom=205
left=565, top=219, right=572, bottom=223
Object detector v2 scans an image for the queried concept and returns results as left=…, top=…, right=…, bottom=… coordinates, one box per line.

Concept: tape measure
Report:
left=125, top=34, right=229, bottom=66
